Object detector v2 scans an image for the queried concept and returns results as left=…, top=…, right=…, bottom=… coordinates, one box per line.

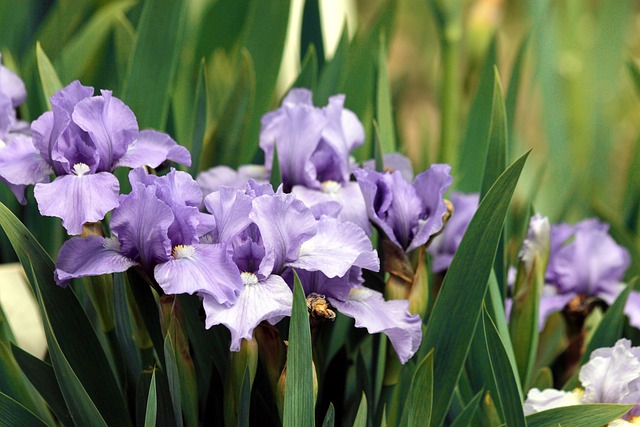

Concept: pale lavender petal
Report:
left=0, top=93, right=13, bottom=137
left=0, top=58, right=26, bottom=107
left=152, top=168, right=202, bottom=208
left=0, top=135, right=52, bottom=185
left=287, top=217, right=379, bottom=278
left=154, top=243, right=241, bottom=305
left=309, top=200, right=342, bottom=219
left=203, top=274, right=293, bottom=351
left=111, top=183, right=173, bottom=268
left=34, top=172, right=119, bottom=235
left=116, top=130, right=190, bottom=169
left=362, top=152, right=414, bottom=182
left=538, top=286, right=576, bottom=330
left=293, top=268, right=360, bottom=302
left=54, top=236, right=136, bottom=286
left=354, top=168, right=403, bottom=248
left=580, top=339, right=640, bottom=405
left=329, top=287, right=422, bottom=364
left=0, top=177, right=27, bottom=205
left=250, top=193, right=317, bottom=276
left=72, top=90, right=138, bottom=171
left=167, top=204, right=200, bottom=247
left=293, top=181, right=371, bottom=233
left=30, top=111, right=64, bottom=169
left=408, top=164, right=453, bottom=252
left=197, top=164, right=267, bottom=197
left=523, top=388, right=582, bottom=415
left=203, top=186, right=253, bottom=242
left=259, top=89, right=327, bottom=188
left=625, top=291, right=640, bottom=329
left=50, top=80, right=94, bottom=115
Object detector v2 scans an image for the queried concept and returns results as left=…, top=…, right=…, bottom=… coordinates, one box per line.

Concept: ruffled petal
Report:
left=0, top=57, right=27, bottom=107
left=116, top=130, right=191, bottom=169
left=408, top=164, right=453, bottom=252
left=110, top=182, right=173, bottom=268
left=54, top=236, right=136, bottom=286
left=292, top=181, right=371, bottom=233
left=203, top=274, right=292, bottom=351
left=154, top=243, right=241, bottom=305
left=250, top=192, right=317, bottom=276
left=152, top=168, right=202, bottom=208
left=362, top=152, right=414, bottom=182
left=523, top=388, right=582, bottom=415
left=203, top=186, right=253, bottom=243
left=287, top=216, right=379, bottom=278
left=72, top=90, right=138, bottom=171
left=34, top=172, right=119, bottom=235
left=330, top=287, right=422, bottom=364
left=0, top=135, right=52, bottom=185
left=197, top=164, right=267, bottom=197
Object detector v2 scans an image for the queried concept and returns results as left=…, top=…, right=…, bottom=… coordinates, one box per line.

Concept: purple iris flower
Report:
left=537, top=218, right=637, bottom=329
left=293, top=267, right=422, bottom=364
left=259, top=88, right=370, bottom=232
left=0, top=54, right=27, bottom=138
left=354, top=164, right=453, bottom=253
left=0, top=81, right=191, bottom=235
left=525, top=339, right=640, bottom=422
left=196, top=181, right=380, bottom=351
left=427, top=192, right=479, bottom=273
left=55, top=168, right=241, bottom=307
left=196, top=164, right=267, bottom=197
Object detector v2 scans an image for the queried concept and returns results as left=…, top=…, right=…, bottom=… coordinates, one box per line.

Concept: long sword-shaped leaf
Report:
left=283, top=272, right=315, bottom=427
left=35, top=43, right=62, bottom=110
left=121, top=0, right=186, bottom=130
left=0, top=391, right=47, bottom=427
left=376, top=34, right=396, bottom=154
left=449, top=389, right=483, bottom=427
left=0, top=202, right=131, bottom=426
left=400, top=350, right=434, bottom=427
left=526, top=404, right=632, bottom=427
left=423, top=152, right=528, bottom=426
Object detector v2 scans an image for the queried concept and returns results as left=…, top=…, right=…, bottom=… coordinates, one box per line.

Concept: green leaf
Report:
left=163, top=337, right=183, bottom=427
left=480, top=67, right=508, bottom=197
left=449, top=389, right=483, bottom=427
left=301, top=0, right=324, bottom=69
left=321, top=403, right=335, bottom=427
left=315, top=25, right=348, bottom=106
left=293, top=44, right=318, bottom=90
left=376, top=34, right=396, bottom=154
left=283, top=271, right=315, bottom=427
left=525, top=404, right=632, bottom=427
left=400, top=349, right=434, bottom=427
left=127, top=271, right=165, bottom=369
left=113, top=12, right=135, bottom=85
left=189, top=60, right=208, bottom=175
left=55, top=0, right=136, bottom=82
left=121, top=0, right=187, bottom=130
left=243, top=0, right=291, bottom=148
left=205, top=49, right=256, bottom=168
left=481, top=309, right=525, bottom=427
left=458, top=38, right=497, bottom=192
left=270, top=144, right=282, bottom=190
left=353, top=393, right=368, bottom=427
left=238, top=367, right=251, bottom=427
left=12, top=344, right=72, bottom=426
left=0, top=391, right=47, bottom=427
left=35, top=42, right=62, bottom=110
left=505, top=34, right=529, bottom=153
left=0, top=203, right=131, bottom=426
left=422, top=152, right=528, bottom=427
left=0, top=341, right=54, bottom=425
left=144, top=370, right=157, bottom=427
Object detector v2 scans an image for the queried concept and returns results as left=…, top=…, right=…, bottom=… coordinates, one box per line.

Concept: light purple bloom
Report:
left=427, top=192, right=479, bottom=272
left=537, top=218, right=635, bottom=329
left=361, top=152, right=415, bottom=182
left=0, top=54, right=27, bottom=139
left=354, top=164, right=453, bottom=253
left=259, top=88, right=370, bottom=232
left=196, top=164, right=267, bottom=197
left=0, top=81, right=190, bottom=235
left=524, top=339, right=640, bottom=423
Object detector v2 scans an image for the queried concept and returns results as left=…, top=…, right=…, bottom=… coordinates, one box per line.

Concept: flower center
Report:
left=172, top=245, right=196, bottom=259
left=321, top=180, right=341, bottom=194
left=241, top=271, right=259, bottom=286
left=72, top=163, right=90, bottom=177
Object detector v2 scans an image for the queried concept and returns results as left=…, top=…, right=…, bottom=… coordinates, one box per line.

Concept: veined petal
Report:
left=0, top=134, right=52, bottom=185
left=250, top=192, right=317, bottom=276
left=409, top=164, right=453, bottom=251
left=111, top=182, right=173, bottom=268
left=203, top=186, right=253, bottom=243
left=116, top=130, right=191, bottom=169
left=287, top=216, right=379, bottom=278
left=154, top=243, right=241, bottom=305
left=153, top=168, right=202, bottom=208
left=203, top=274, right=292, bottom=351
left=329, top=287, right=422, bottom=364
left=72, top=90, right=138, bottom=171
left=55, top=236, right=136, bottom=286
left=34, top=172, right=119, bottom=235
